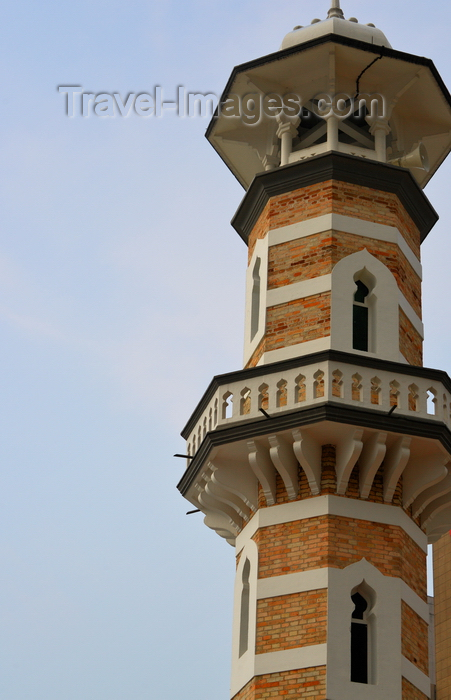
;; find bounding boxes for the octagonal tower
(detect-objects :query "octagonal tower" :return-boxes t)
[178,3,451,699]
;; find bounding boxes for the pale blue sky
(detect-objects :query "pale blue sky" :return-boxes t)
[0,1,450,699]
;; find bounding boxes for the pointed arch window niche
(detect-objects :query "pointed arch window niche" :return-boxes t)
[239,559,251,657]
[350,583,375,685]
[250,257,261,341]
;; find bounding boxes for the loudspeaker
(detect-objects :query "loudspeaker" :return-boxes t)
[389,142,429,171]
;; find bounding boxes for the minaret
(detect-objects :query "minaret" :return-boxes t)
[178,3,451,699]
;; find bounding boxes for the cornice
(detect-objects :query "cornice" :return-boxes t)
[206,33,451,140]
[177,400,451,496]
[230,152,438,244]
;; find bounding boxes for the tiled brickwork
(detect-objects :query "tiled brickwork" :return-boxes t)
[402,677,429,700]
[433,532,451,700]
[402,600,429,675]
[232,666,326,700]
[247,180,421,262]
[256,589,327,654]
[254,515,426,599]
[399,308,423,366]
[267,230,421,318]
[265,292,331,351]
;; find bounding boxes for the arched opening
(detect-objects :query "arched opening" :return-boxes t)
[351,582,374,684]
[331,250,399,362]
[239,558,251,657]
[250,257,261,341]
[353,279,370,351]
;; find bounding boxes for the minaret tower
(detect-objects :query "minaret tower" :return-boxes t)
[178,3,451,699]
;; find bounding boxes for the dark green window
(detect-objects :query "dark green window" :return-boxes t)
[353,280,369,351]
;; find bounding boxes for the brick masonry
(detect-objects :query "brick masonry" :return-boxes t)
[265,292,331,352]
[234,178,429,699]
[256,589,327,654]
[248,181,420,262]
[433,532,451,700]
[246,179,423,368]
[402,677,429,700]
[401,600,429,675]
[234,445,428,700]
[232,667,327,700]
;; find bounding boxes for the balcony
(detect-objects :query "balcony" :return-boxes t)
[179,350,451,545]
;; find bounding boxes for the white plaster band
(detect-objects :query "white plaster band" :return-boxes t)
[267,213,422,279]
[254,644,327,676]
[257,568,329,599]
[266,274,331,307]
[401,581,430,623]
[399,292,424,338]
[257,337,331,365]
[402,657,431,697]
[256,567,429,624]
[235,495,427,553]
[264,270,423,341]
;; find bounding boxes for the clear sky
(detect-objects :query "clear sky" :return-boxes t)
[0,1,450,699]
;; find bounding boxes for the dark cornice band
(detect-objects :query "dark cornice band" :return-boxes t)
[177,401,451,496]
[230,152,438,244]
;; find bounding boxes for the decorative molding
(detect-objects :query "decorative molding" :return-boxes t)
[292,427,322,495]
[335,427,364,495]
[268,433,299,500]
[230,153,438,244]
[359,431,387,499]
[383,436,411,503]
[247,439,276,506]
[411,469,451,520]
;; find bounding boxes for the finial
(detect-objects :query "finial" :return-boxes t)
[328,0,345,19]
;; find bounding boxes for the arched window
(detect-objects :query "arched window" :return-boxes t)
[353,279,370,351]
[250,258,261,341]
[239,558,251,657]
[350,591,369,683]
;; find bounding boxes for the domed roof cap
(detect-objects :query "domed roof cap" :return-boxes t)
[281,0,392,50]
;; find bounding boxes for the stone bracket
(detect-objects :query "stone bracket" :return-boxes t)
[268,434,299,500]
[384,436,411,503]
[335,427,364,495]
[359,431,387,499]
[247,439,277,505]
[292,428,322,495]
